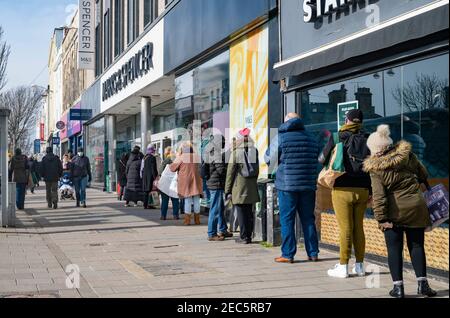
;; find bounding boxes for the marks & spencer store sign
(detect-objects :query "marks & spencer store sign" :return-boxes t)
[100,20,164,113]
[102,43,154,101]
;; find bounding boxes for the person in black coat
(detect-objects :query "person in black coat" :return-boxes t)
[141,145,159,210]
[117,153,129,201]
[202,135,232,240]
[124,146,144,207]
[41,147,63,209]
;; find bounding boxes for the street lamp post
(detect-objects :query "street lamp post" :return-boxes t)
[0,108,11,227]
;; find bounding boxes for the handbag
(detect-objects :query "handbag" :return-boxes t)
[318,133,346,189]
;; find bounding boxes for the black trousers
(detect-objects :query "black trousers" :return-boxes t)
[235,204,254,241]
[384,227,427,282]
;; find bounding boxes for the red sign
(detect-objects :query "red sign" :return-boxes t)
[40,123,45,141]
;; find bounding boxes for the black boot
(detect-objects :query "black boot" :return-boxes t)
[389,284,405,298]
[76,201,80,208]
[418,280,437,297]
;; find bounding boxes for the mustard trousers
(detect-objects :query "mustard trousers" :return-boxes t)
[332,188,369,265]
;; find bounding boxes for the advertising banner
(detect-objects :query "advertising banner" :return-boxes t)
[78,0,96,70]
[230,25,269,179]
[337,101,359,129]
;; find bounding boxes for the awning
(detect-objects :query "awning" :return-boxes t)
[273,3,449,82]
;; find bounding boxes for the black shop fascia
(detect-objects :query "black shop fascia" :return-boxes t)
[102,42,154,101]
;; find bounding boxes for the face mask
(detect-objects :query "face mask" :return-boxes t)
[78,152,84,157]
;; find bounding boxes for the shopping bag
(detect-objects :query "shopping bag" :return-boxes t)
[424,184,449,232]
[318,133,345,189]
[157,166,179,199]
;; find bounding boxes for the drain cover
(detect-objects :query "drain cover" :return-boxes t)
[135,259,208,276]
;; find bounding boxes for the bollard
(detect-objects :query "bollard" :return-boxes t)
[7,182,16,227]
[266,183,281,246]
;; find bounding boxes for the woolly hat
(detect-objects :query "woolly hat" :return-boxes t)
[146,144,156,155]
[236,128,251,140]
[367,125,394,155]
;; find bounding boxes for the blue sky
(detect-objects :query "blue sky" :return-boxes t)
[0,0,77,90]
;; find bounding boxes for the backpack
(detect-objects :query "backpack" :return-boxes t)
[239,149,259,178]
[343,132,371,176]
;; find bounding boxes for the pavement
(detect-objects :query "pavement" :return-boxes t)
[0,187,448,298]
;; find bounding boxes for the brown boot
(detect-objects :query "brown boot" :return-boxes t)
[184,214,191,226]
[194,214,201,225]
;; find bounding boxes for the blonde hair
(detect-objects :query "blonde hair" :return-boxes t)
[164,146,173,159]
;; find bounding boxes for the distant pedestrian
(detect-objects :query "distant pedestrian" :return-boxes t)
[364,125,437,298]
[170,142,203,226]
[70,147,92,208]
[320,109,372,278]
[203,135,232,242]
[159,147,180,220]
[141,145,159,210]
[9,148,29,210]
[41,147,63,209]
[28,155,40,193]
[124,146,144,207]
[225,129,260,244]
[62,154,71,172]
[117,153,129,201]
[67,150,74,160]
[265,113,320,263]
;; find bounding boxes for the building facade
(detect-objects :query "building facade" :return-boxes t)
[82,0,280,193]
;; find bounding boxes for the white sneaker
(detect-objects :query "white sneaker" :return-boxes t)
[327,264,349,278]
[352,263,365,277]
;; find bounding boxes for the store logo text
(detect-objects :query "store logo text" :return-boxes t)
[102,42,154,101]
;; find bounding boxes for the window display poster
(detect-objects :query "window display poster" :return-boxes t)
[230,25,269,178]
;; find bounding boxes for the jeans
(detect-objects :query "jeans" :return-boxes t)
[279,190,319,259]
[208,190,228,237]
[203,179,211,203]
[45,181,58,205]
[332,188,369,264]
[384,227,427,282]
[161,192,180,218]
[184,196,201,215]
[73,176,88,204]
[16,183,27,210]
[235,204,254,241]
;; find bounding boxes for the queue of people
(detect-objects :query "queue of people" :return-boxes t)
[7,108,438,299]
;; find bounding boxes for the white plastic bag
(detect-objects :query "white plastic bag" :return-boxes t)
[157,166,179,199]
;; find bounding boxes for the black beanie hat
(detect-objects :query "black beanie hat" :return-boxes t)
[346,109,364,123]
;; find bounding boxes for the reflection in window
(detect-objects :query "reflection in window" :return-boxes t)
[299,53,449,186]
[175,51,230,132]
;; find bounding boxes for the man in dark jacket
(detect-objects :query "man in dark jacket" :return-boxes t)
[265,113,320,263]
[70,147,92,208]
[203,135,232,241]
[41,147,63,209]
[319,109,372,279]
[9,148,29,210]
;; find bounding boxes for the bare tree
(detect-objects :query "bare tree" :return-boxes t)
[392,74,449,112]
[0,26,10,92]
[0,86,45,153]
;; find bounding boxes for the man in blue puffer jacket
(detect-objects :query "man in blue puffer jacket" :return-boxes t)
[265,113,320,264]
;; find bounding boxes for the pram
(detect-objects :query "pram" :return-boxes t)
[59,172,75,200]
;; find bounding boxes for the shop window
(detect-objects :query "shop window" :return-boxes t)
[298,53,449,190]
[86,118,105,184]
[175,51,230,135]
